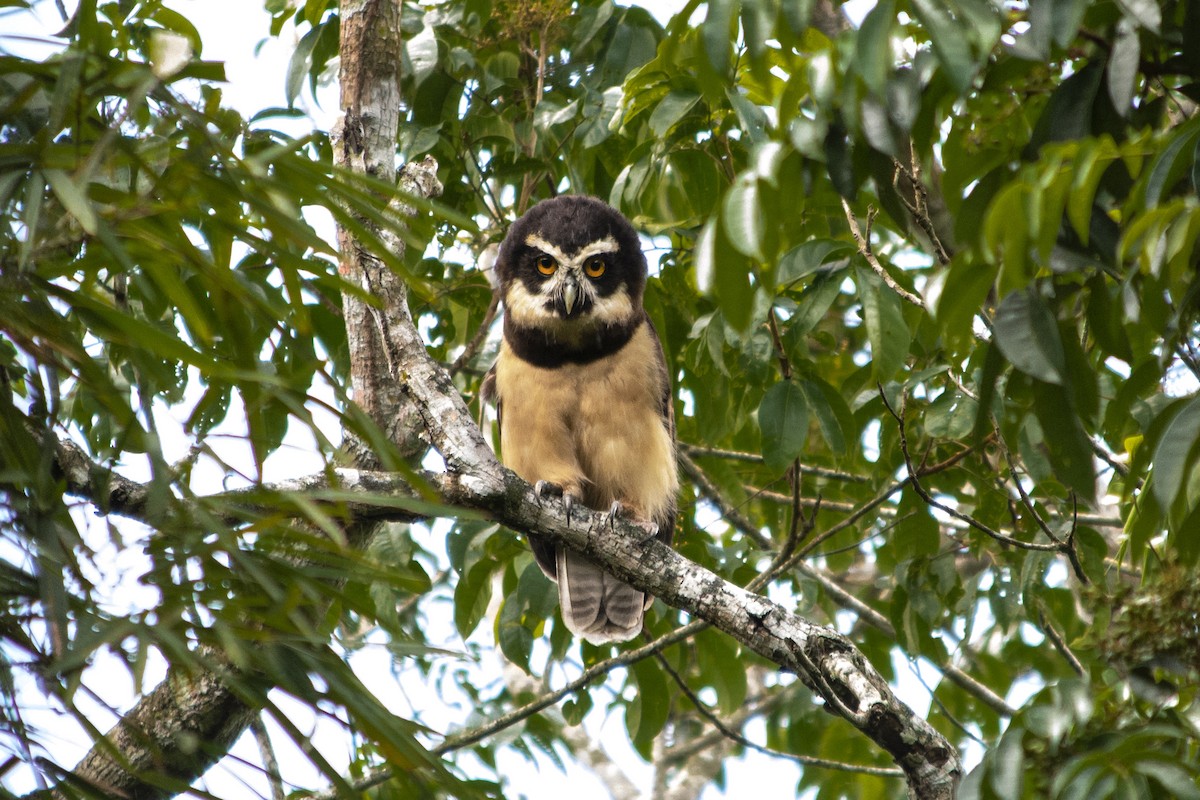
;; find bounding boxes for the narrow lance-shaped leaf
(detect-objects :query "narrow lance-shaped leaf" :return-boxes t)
[759,379,808,470]
[855,263,911,382]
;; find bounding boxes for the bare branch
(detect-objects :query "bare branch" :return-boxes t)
[680,443,869,482]
[842,199,926,309]
[677,449,771,549]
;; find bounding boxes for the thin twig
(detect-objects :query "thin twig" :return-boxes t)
[324,622,709,799]
[678,450,771,549]
[449,290,500,376]
[841,198,926,308]
[798,563,1017,717]
[879,386,1060,553]
[905,659,985,745]
[680,443,869,482]
[1064,494,1090,585]
[1001,443,1063,545]
[1038,607,1086,677]
[250,717,286,800]
[766,308,793,380]
[892,146,951,266]
[654,651,903,778]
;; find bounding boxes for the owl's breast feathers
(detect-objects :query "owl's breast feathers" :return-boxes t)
[490,314,678,534]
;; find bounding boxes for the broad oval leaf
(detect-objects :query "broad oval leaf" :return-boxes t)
[1106,19,1139,116]
[1152,395,1200,518]
[649,89,701,137]
[994,288,1066,385]
[777,239,853,289]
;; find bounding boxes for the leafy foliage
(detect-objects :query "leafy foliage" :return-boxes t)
[3,0,1200,798]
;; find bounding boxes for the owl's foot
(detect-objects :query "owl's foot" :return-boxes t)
[606,500,659,542]
[535,480,580,525]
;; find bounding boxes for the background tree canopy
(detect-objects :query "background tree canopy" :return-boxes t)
[3,0,1200,798]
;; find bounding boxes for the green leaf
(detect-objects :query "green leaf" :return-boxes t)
[855,0,894,95]
[910,0,977,93]
[1068,136,1119,244]
[989,728,1025,800]
[824,123,857,199]
[798,377,855,457]
[694,216,718,293]
[43,169,97,234]
[1142,118,1200,208]
[1027,61,1103,153]
[925,391,977,440]
[1107,19,1139,115]
[628,656,670,758]
[725,87,769,143]
[855,263,910,381]
[711,213,756,333]
[893,487,939,560]
[1050,0,1088,46]
[285,24,320,107]
[561,689,593,726]
[649,89,701,137]
[1032,379,1097,502]
[1151,395,1200,518]
[453,559,495,639]
[994,288,1066,385]
[1136,763,1200,800]
[758,379,809,470]
[777,239,852,289]
[1116,0,1161,33]
[701,0,738,78]
[722,174,764,260]
[933,257,997,343]
[695,627,747,713]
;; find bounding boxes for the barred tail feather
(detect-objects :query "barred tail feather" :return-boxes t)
[556,548,645,644]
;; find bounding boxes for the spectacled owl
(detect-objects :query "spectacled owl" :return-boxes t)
[484,195,678,644]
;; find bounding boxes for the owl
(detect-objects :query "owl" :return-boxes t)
[484,195,678,644]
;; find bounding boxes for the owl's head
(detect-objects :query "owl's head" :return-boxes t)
[495,196,647,340]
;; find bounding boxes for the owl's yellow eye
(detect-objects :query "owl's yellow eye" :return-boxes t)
[583,256,606,278]
[535,254,557,275]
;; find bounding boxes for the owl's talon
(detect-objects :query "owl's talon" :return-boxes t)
[606,500,626,531]
[534,480,560,504]
[606,501,658,540]
[633,519,660,543]
[563,492,578,525]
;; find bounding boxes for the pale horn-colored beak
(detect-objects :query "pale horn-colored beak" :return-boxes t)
[562,275,579,315]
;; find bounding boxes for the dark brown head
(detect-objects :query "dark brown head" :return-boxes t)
[496,196,647,325]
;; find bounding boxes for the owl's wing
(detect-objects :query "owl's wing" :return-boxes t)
[645,316,675,441]
[644,315,678,544]
[480,364,499,429]
[483,359,559,579]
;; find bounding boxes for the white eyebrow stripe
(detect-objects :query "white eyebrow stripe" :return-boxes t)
[524,234,619,269]
[524,234,569,265]
[576,236,619,259]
